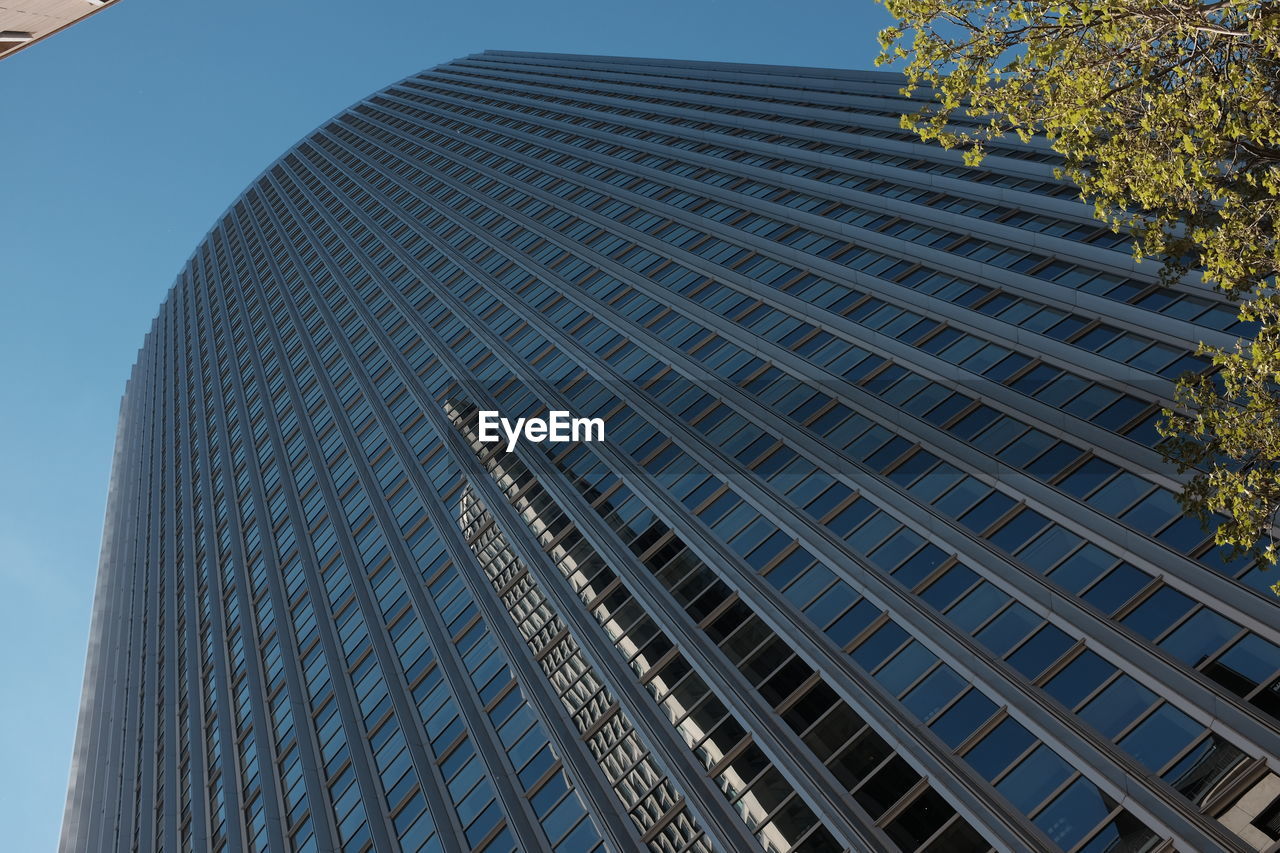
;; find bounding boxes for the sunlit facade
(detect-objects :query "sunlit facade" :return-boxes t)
[0,0,119,61]
[61,51,1280,853]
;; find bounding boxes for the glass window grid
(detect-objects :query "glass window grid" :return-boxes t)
[288,129,1280,809]
[81,56,1275,853]
[385,71,1246,339]
[307,116,1239,607]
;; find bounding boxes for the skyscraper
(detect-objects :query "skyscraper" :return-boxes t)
[60,51,1280,853]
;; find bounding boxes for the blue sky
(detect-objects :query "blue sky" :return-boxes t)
[0,0,889,847]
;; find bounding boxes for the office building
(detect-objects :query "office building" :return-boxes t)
[60,51,1280,852]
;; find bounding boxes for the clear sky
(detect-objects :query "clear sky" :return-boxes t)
[0,0,889,847]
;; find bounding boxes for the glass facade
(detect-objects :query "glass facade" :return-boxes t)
[60,51,1280,853]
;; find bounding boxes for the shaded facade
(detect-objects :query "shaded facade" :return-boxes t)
[61,51,1280,853]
